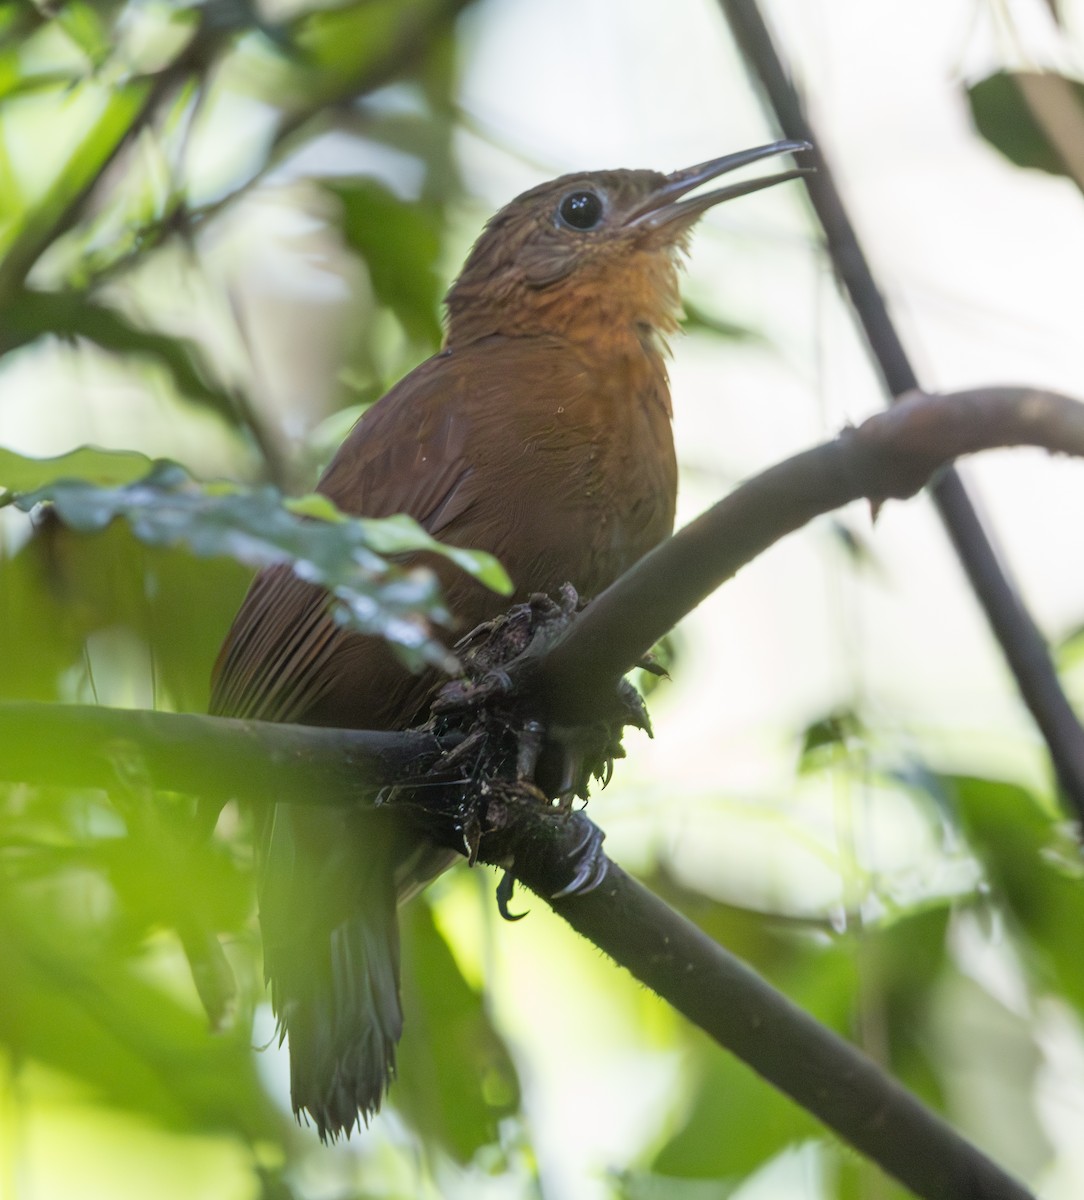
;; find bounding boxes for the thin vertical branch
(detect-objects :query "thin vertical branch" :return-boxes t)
[716,0,1084,822]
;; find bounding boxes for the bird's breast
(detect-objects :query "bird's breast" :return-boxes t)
[473,340,677,603]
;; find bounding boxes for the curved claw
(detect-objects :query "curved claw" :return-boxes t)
[550,817,608,899]
[496,870,528,921]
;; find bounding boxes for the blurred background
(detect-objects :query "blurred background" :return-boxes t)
[1,0,1084,1197]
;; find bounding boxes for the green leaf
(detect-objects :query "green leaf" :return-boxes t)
[947,775,1084,1011]
[7,459,511,669]
[0,444,154,497]
[330,178,444,348]
[0,888,278,1138]
[55,2,111,68]
[0,290,242,427]
[652,950,857,1182]
[798,707,865,772]
[0,79,152,299]
[394,899,521,1159]
[967,70,1084,177]
[682,300,761,343]
[0,514,252,711]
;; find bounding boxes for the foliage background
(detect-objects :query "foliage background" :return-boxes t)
[1,1,1083,1198]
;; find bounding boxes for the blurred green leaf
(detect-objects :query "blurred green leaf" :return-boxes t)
[638,631,678,698]
[1055,620,1084,672]
[798,707,865,772]
[651,942,856,1180]
[0,290,242,426]
[55,2,112,67]
[967,70,1084,177]
[395,898,520,1160]
[0,886,277,1138]
[682,300,761,343]
[0,78,151,298]
[0,443,154,496]
[330,177,444,348]
[0,513,251,710]
[947,775,1084,1011]
[6,458,511,668]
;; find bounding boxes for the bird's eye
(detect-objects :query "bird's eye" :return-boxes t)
[557,190,604,231]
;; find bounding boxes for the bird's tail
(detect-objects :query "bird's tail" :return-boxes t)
[258,804,403,1140]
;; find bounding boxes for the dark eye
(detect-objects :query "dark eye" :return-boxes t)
[558,190,604,231]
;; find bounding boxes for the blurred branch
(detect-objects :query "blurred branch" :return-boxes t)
[0,287,238,425]
[0,702,445,808]
[715,0,1084,817]
[73,0,476,293]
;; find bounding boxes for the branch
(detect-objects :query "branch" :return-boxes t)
[502,811,1035,1200]
[715,0,1084,815]
[2,385,1071,1198]
[4,386,1082,809]
[537,386,1084,770]
[0,702,443,808]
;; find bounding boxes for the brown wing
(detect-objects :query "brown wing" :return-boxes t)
[210,333,676,730]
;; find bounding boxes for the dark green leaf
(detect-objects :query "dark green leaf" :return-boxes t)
[947,775,1084,1012]
[967,70,1084,177]
[394,898,520,1159]
[799,708,865,771]
[0,290,242,427]
[330,178,444,348]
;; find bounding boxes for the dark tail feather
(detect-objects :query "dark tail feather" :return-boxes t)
[260,809,404,1140]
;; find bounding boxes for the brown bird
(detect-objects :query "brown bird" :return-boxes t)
[210,139,808,1139]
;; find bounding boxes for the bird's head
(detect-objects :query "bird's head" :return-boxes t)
[444,139,810,353]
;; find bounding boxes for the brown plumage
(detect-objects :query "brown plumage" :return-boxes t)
[210,140,807,1138]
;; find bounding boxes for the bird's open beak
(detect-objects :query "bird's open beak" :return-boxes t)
[626,139,813,230]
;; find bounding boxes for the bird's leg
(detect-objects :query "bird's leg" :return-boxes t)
[515,719,546,782]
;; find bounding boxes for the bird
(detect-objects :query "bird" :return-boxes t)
[209,139,808,1139]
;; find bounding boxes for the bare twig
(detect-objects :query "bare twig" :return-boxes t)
[715,0,1084,815]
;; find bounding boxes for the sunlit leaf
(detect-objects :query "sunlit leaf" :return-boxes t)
[6,459,511,668]
[0,444,154,497]
[55,2,111,68]
[0,889,277,1138]
[0,79,151,285]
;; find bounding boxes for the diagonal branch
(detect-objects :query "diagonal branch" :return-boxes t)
[536,385,1084,800]
[714,0,1084,814]
[3,386,1083,809]
[0,383,1075,1200]
[502,810,1035,1200]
